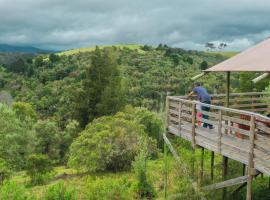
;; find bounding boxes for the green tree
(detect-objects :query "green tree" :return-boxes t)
[200,61,208,70]
[0,103,34,169]
[34,119,60,161]
[74,47,126,126]
[49,54,60,62]
[12,101,37,122]
[26,154,53,185]
[68,114,156,172]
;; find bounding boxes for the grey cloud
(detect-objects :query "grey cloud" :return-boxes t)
[0,0,270,50]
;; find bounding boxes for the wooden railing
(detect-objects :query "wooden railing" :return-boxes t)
[167,94,270,176]
[174,92,270,113]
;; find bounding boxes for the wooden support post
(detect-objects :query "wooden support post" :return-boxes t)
[200,147,205,185]
[222,156,228,200]
[222,72,230,200]
[226,72,230,108]
[218,110,222,153]
[178,101,182,136]
[164,137,168,199]
[246,115,256,200]
[211,151,215,181]
[191,148,195,179]
[243,164,246,176]
[191,103,196,148]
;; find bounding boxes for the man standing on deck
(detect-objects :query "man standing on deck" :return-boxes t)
[188,82,213,129]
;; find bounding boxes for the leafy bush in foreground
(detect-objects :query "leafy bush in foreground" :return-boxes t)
[26,154,53,185]
[44,182,74,200]
[0,181,27,200]
[68,114,157,172]
[84,177,130,200]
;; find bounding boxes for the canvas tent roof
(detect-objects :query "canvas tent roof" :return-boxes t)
[205,37,270,72]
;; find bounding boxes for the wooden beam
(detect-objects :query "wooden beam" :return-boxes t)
[200,147,205,185]
[211,151,215,181]
[191,72,208,81]
[246,115,256,200]
[202,175,248,191]
[222,156,229,200]
[163,133,180,161]
[252,72,270,83]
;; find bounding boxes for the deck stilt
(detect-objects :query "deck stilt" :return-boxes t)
[222,156,228,200]
[200,147,204,185]
[246,115,255,200]
[211,151,214,181]
[164,136,168,199]
[191,148,195,179]
[243,164,246,176]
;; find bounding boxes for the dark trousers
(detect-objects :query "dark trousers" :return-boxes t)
[201,100,213,129]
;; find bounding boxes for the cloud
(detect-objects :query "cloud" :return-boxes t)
[0,0,270,50]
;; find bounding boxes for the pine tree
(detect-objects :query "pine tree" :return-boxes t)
[76,46,126,126]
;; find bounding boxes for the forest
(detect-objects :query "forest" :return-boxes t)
[0,44,269,200]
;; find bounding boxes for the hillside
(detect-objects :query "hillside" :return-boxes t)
[0,44,54,54]
[57,44,144,56]
[0,45,268,200]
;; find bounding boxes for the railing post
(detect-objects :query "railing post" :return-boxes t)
[191,103,196,148]
[218,110,222,153]
[178,101,182,136]
[246,115,256,200]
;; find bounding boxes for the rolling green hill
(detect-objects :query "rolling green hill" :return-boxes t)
[58,44,144,56]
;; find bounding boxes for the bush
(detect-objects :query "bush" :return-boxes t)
[118,106,164,147]
[0,158,11,184]
[68,115,157,172]
[132,147,156,199]
[26,154,53,185]
[85,177,130,200]
[0,181,27,200]
[44,182,74,200]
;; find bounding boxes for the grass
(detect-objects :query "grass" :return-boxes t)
[57,44,144,56]
[4,139,270,199]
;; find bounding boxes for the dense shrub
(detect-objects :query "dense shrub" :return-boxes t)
[34,119,60,161]
[132,147,156,199]
[0,181,27,200]
[68,115,157,172]
[120,106,164,147]
[0,103,34,169]
[44,182,74,200]
[0,158,11,184]
[26,154,53,185]
[85,177,130,200]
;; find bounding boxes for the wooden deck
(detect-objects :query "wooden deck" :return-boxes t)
[167,92,270,176]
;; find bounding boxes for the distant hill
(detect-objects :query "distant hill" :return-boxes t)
[0,44,55,54]
[58,44,143,56]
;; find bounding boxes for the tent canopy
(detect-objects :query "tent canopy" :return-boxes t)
[205,37,270,72]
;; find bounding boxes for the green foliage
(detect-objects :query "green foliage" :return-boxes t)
[120,106,164,147]
[59,120,80,162]
[0,103,34,169]
[132,147,156,199]
[200,60,208,70]
[74,46,127,126]
[68,112,157,172]
[0,158,11,184]
[26,154,53,185]
[85,177,130,200]
[12,101,37,122]
[34,119,60,161]
[49,54,60,62]
[237,72,269,92]
[44,182,74,200]
[0,181,28,200]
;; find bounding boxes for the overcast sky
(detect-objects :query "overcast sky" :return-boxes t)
[1,0,270,51]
